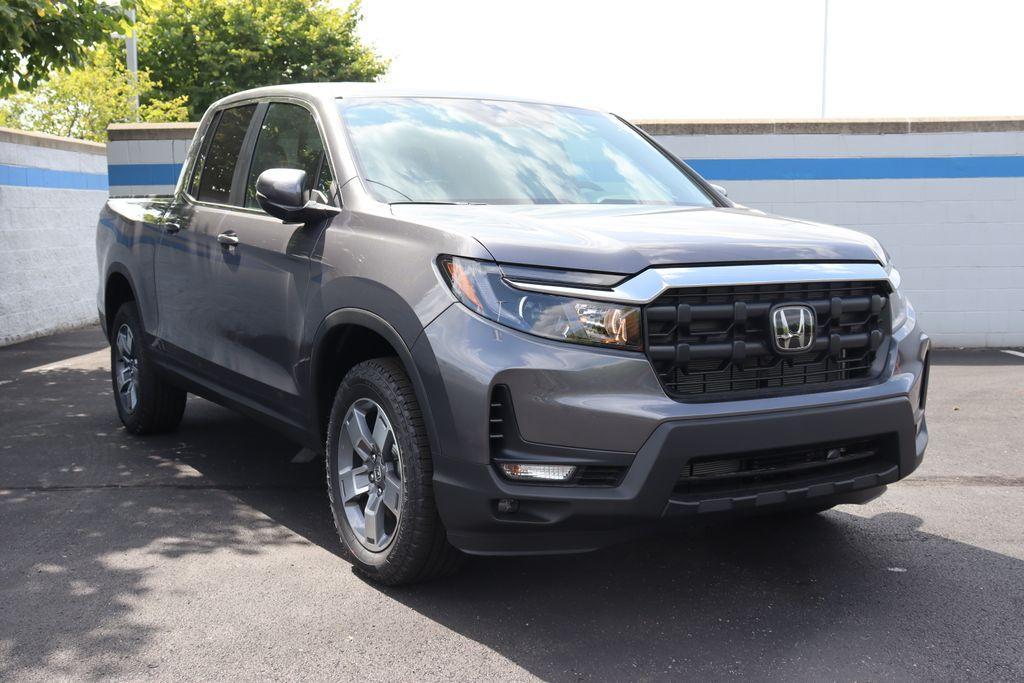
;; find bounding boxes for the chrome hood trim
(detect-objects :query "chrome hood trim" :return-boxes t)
[505,262,894,305]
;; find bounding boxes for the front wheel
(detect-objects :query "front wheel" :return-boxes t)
[326,358,463,584]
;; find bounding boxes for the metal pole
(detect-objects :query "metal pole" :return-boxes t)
[126,8,139,121]
[820,0,830,118]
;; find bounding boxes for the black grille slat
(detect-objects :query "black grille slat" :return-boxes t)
[675,437,891,496]
[644,280,891,399]
[489,390,507,441]
[576,466,627,487]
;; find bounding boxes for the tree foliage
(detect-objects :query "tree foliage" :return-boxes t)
[139,0,389,119]
[0,0,386,140]
[0,44,188,141]
[0,0,130,96]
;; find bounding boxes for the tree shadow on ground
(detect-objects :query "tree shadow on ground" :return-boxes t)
[0,360,335,679]
[2,345,1022,679]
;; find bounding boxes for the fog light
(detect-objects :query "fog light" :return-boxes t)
[499,463,577,482]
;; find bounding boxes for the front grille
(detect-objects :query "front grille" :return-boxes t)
[644,280,891,399]
[674,437,892,496]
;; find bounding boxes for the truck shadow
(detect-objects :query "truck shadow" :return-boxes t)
[381,510,1024,679]
[175,409,1024,680]
[2,340,1022,679]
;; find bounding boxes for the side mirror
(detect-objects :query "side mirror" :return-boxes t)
[710,183,729,198]
[255,168,340,224]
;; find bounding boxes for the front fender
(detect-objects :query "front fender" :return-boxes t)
[304,306,450,462]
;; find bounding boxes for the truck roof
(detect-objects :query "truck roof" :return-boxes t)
[210,82,599,113]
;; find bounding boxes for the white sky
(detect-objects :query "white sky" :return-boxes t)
[357,0,1024,120]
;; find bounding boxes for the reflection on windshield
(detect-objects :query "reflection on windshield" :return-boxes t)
[337,98,714,207]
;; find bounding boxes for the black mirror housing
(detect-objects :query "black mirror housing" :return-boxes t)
[255,168,340,224]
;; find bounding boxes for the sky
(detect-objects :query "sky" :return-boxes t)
[356,0,1024,120]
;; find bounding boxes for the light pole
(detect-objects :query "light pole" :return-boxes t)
[820,0,830,118]
[125,8,140,120]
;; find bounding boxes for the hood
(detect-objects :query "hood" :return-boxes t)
[389,204,886,274]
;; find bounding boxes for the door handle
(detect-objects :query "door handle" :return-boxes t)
[217,232,239,247]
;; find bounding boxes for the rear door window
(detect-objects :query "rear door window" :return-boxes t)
[244,103,332,208]
[192,104,256,205]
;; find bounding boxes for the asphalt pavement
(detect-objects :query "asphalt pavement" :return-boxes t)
[1,327,1022,681]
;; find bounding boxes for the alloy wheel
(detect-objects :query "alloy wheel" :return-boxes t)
[114,324,139,414]
[337,398,404,551]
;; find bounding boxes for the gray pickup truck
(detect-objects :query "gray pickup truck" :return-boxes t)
[97,84,930,584]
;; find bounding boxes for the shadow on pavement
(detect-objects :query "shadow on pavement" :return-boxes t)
[0,351,337,678]
[1,332,1022,679]
[383,511,1024,680]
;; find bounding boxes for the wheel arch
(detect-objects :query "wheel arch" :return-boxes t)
[309,308,442,460]
[103,264,139,340]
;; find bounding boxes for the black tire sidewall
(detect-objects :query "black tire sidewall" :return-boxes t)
[326,361,431,576]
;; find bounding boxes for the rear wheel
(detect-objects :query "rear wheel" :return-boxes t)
[110,302,186,434]
[326,358,463,584]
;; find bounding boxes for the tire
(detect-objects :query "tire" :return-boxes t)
[110,302,187,434]
[326,357,463,585]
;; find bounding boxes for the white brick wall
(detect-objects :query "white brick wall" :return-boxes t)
[107,125,195,197]
[653,130,1024,347]
[0,131,107,346]
[658,131,1024,159]
[0,139,107,175]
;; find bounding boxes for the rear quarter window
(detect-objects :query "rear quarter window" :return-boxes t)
[190,104,256,205]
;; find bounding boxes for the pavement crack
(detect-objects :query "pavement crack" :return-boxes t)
[904,475,1024,487]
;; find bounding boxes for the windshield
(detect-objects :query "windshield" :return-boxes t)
[337,97,715,206]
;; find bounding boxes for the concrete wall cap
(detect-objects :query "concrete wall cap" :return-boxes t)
[0,126,106,155]
[636,117,1024,135]
[107,122,200,141]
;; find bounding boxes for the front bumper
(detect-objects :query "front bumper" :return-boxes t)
[416,303,930,555]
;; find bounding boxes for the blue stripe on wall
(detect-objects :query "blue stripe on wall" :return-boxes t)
[107,162,181,186]
[0,164,108,190]
[102,155,1024,188]
[686,156,1024,181]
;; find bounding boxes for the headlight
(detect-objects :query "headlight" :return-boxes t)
[885,262,910,332]
[438,256,642,350]
[890,289,910,332]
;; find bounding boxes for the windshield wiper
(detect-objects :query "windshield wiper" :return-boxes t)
[363,178,416,201]
[390,201,490,206]
[364,178,484,205]
[389,200,463,205]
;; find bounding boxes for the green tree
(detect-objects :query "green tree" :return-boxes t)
[0,0,131,96]
[0,44,189,141]
[139,0,388,119]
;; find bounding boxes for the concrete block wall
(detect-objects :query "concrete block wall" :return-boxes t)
[107,123,197,197]
[103,118,1024,347]
[0,127,108,346]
